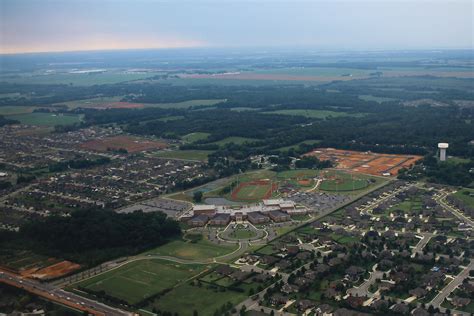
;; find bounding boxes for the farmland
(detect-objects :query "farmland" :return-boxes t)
[0,71,164,86]
[7,112,83,126]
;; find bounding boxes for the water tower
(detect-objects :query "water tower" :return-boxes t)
[438,143,449,161]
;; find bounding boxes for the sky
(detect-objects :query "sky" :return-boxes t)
[1,0,473,54]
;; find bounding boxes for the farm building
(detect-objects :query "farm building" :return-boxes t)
[188,214,209,227]
[268,210,291,222]
[193,204,217,216]
[209,213,231,226]
[247,211,270,224]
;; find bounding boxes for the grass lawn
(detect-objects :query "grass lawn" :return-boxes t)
[319,171,369,192]
[453,188,474,208]
[181,132,211,143]
[256,245,278,256]
[276,169,320,180]
[228,225,257,240]
[75,259,205,305]
[263,109,364,119]
[144,238,238,261]
[147,282,248,316]
[153,150,214,161]
[330,233,359,245]
[7,112,83,126]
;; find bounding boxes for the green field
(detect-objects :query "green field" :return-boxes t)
[231,182,273,201]
[0,72,164,86]
[358,95,398,103]
[144,238,238,261]
[210,136,259,146]
[229,107,260,112]
[453,188,474,208]
[0,106,38,116]
[276,169,320,180]
[320,178,368,191]
[227,225,257,240]
[153,150,214,161]
[319,171,369,191]
[7,113,83,126]
[181,132,212,143]
[146,99,226,109]
[75,259,205,305]
[263,109,364,119]
[276,139,320,152]
[157,115,185,122]
[146,282,248,316]
[56,96,124,108]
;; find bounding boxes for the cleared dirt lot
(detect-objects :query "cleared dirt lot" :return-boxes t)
[305,148,422,176]
[21,260,81,280]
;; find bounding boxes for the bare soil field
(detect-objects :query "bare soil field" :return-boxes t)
[21,260,81,280]
[305,148,422,176]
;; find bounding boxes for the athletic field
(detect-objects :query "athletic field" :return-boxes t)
[75,259,205,305]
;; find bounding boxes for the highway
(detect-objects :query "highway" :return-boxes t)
[0,269,134,316]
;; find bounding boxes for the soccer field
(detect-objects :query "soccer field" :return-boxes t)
[231,181,274,201]
[319,172,369,191]
[144,238,238,260]
[75,259,205,305]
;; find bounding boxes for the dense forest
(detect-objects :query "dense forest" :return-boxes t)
[6,210,182,265]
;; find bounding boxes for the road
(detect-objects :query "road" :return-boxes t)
[0,269,133,316]
[429,259,474,308]
[435,191,474,227]
[347,264,385,298]
[411,233,434,256]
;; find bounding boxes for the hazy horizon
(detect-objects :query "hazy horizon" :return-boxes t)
[1,0,473,55]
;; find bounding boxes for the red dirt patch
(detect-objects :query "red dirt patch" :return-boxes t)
[298,179,311,186]
[80,135,168,153]
[304,148,422,176]
[21,260,81,280]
